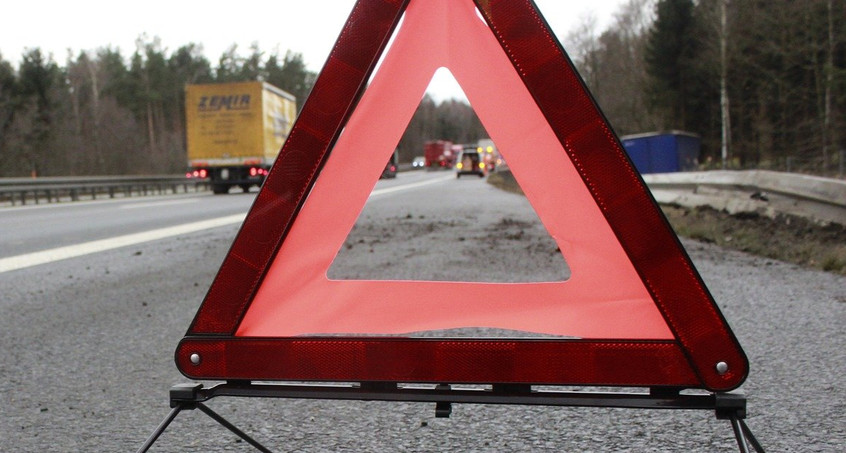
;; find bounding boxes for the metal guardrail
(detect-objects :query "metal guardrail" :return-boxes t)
[643,170,846,225]
[643,170,846,208]
[0,176,209,207]
[2,170,843,225]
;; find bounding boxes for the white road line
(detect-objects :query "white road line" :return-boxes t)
[0,214,245,274]
[0,173,450,273]
[370,174,454,197]
[119,198,201,209]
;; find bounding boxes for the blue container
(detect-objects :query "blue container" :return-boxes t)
[620,131,701,174]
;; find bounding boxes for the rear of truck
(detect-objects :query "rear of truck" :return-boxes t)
[185,81,296,194]
[423,140,455,170]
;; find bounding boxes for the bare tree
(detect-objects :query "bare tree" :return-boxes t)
[565,13,601,91]
[694,0,732,167]
[567,0,658,135]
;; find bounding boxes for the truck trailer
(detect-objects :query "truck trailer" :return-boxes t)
[185,81,296,194]
[619,130,701,174]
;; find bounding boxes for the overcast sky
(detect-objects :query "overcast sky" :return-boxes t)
[2,0,629,100]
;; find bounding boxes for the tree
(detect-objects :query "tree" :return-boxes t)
[395,94,488,163]
[265,50,316,110]
[566,0,658,135]
[167,44,212,86]
[645,0,699,129]
[397,94,438,162]
[99,47,133,110]
[565,13,602,92]
[166,44,213,169]
[0,52,20,176]
[237,43,264,82]
[692,0,732,167]
[127,36,186,171]
[15,49,62,175]
[215,45,241,83]
[64,51,103,173]
[720,0,846,170]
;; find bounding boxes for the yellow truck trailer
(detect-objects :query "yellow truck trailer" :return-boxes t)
[185,81,296,194]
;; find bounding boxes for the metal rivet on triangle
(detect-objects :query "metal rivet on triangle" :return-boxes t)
[715,361,729,375]
[190,353,201,365]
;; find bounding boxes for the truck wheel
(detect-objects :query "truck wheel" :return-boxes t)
[240,184,252,193]
[212,184,230,195]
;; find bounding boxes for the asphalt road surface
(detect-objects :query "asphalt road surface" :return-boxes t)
[0,171,843,452]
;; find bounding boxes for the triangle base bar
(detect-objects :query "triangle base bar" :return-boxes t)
[137,382,766,452]
[177,337,708,388]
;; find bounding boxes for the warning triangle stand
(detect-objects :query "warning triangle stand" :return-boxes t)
[139,0,764,452]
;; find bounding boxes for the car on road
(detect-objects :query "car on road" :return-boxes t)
[412,156,425,169]
[381,149,399,179]
[455,148,486,178]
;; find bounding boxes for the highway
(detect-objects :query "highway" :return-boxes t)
[0,170,843,451]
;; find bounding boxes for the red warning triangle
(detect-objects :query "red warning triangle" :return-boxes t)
[176,0,747,392]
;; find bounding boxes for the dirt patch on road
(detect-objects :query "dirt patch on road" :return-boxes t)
[488,170,846,275]
[331,212,570,282]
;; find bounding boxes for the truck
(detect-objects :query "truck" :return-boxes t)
[423,140,456,170]
[619,130,701,174]
[184,81,296,194]
[475,138,502,172]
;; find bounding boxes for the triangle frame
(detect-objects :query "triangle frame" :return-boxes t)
[176,0,748,392]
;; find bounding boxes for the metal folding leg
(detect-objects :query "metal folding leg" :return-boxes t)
[136,384,273,453]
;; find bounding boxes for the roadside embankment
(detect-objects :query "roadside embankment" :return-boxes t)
[487,170,846,275]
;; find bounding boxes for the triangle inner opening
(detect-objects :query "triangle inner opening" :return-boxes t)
[327,69,570,283]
